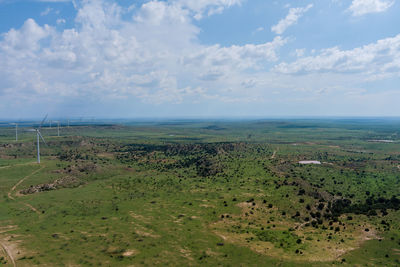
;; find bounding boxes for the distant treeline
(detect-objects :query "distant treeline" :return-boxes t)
[331,196,400,217]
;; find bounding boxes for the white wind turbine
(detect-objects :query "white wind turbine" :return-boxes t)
[26,115,48,164]
[54,120,60,137]
[10,123,18,141]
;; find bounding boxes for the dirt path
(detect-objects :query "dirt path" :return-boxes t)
[0,226,17,235]
[271,149,278,159]
[0,226,18,267]
[7,165,45,216]
[23,203,40,215]
[0,166,44,267]
[0,240,16,267]
[7,165,45,200]
[294,219,316,230]
[1,164,43,266]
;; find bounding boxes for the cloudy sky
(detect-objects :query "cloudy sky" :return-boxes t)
[0,0,399,119]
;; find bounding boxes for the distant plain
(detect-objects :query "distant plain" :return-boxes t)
[0,119,399,266]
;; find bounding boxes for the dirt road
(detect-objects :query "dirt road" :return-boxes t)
[0,227,17,267]
[0,240,16,267]
[271,149,277,159]
[7,166,45,200]
[23,203,40,215]
[0,164,45,266]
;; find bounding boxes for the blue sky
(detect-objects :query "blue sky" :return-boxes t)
[0,0,400,119]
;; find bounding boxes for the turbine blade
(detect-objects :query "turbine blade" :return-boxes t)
[38,131,47,146]
[39,114,48,129]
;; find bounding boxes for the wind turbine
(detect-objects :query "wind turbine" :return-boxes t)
[27,115,48,164]
[10,123,18,141]
[55,120,60,137]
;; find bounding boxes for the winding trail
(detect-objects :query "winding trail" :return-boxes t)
[7,165,45,200]
[295,219,317,230]
[0,164,45,266]
[23,203,40,215]
[271,149,278,159]
[0,227,18,267]
[0,240,16,267]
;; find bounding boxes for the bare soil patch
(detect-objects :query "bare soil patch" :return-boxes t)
[122,249,139,257]
[0,235,23,267]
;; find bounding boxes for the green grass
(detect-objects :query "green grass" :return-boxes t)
[0,119,399,266]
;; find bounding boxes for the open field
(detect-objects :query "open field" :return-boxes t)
[0,119,399,266]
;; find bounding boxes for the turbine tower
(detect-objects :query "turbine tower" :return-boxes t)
[27,115,48,164]
[56,121,60,137]
[10,123,18,141]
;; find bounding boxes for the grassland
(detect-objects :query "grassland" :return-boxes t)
[0,119,399,266]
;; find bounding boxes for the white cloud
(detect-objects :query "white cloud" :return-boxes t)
[348,0,394,16]
[252,26,264,35]
[134,1,190,26]
[41,7,53,16]
[1,18,53,52]
[184,36,287,70]
[175,0,243,19]
[271,4,313,35]
[0,0,286,106]
[295,48,305,57]
[274,34,400,79]
[3,0,398,117]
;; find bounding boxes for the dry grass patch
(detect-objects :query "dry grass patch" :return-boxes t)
[122,249,139,257]
[211,201,380,262]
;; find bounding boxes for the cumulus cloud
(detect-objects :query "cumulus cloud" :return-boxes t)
[0,0,284,106]
[184,36,287,70]
[1,18,53,52]
[274,34,400,79]
[348,0,394,16]
[3,0,398,117]
[271,4,313,35]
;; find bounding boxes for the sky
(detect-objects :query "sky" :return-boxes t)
[0,0,400,119]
